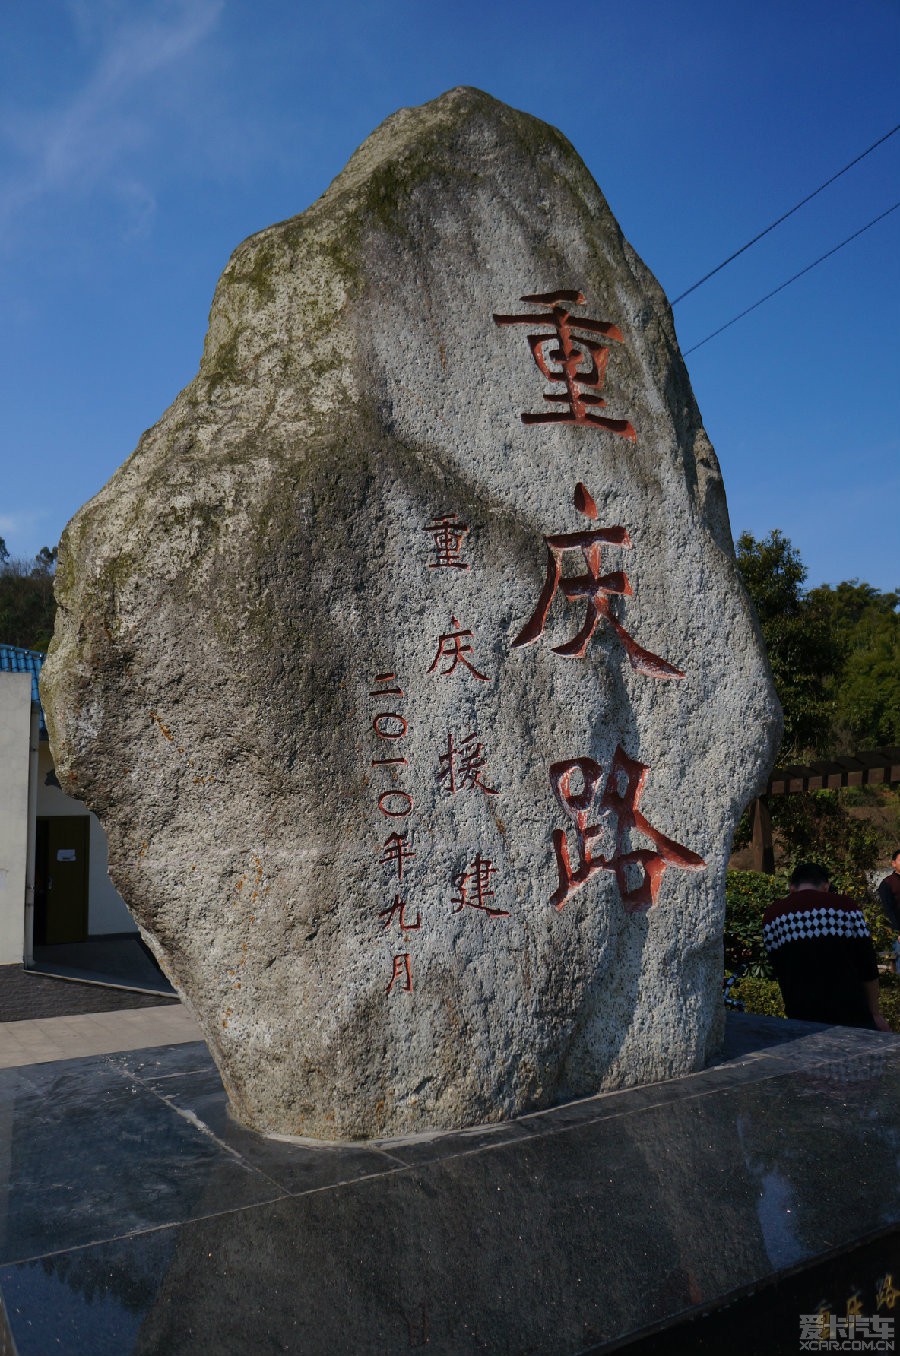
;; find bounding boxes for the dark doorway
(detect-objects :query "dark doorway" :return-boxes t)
[34,816,90,945]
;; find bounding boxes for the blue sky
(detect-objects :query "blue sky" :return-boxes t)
[1,0,898,592]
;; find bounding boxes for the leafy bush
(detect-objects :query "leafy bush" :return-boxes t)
[729,973,900,1029]
[724,870,786,976]
[877,973,900,1033]
[865,895,897,958]
[730,975,785,1018]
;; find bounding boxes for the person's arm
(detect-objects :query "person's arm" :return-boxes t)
[851,928,892,1030]
[863,979,892,1032]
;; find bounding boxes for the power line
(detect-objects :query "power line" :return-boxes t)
[682,200,900,355]
[672,122,900,305]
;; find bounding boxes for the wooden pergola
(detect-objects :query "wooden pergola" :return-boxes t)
[750,745,900,873]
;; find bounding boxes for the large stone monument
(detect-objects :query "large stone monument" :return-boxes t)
[41,87,780,1140]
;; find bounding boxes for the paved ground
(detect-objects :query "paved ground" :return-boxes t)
[0,964,179,1022]
[0,963,201,1068]
[0,958,870,1085]
[0,1003,202,1067]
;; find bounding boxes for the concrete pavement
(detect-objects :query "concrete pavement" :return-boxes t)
[0,1002,204,1067]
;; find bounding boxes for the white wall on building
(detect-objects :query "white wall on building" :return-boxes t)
[0,674,32,964]
[35,744,137,937]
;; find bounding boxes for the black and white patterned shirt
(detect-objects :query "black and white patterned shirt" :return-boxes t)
[762,888,878,1029]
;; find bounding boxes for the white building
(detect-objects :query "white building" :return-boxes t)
[0,644,137,966]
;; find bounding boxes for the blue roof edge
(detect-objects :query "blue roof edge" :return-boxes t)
[0,644,48,731]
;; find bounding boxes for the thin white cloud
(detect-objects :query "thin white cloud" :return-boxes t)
[0,0,223,237]
[115,178,158,239]
[0,511,44,542]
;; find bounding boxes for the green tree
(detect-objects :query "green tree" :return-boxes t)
[807,580,900,748]
[0,545,58,651]
[770,790,882,903]
[32,544,57,575]
[732,533,900,873]
[735,529,839,758]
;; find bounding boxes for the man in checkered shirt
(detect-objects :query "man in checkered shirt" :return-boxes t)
[762,862,891,1030]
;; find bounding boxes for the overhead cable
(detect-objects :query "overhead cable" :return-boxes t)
[672,121,900,305]
[682,200,900,355]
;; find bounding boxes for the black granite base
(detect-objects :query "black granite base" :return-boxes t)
[30,935,175,995]
[0,1015,898,1354]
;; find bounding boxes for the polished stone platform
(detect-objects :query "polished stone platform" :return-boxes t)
[31,935,175,994]
[0,1015,898,1355]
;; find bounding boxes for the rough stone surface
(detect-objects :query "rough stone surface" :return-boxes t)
[41,87,781,1141]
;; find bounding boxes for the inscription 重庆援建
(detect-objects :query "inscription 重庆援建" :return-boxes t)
[420,507,509,933]
[451,853,509,918]
[438,731,498,797]
[428,616,489,682]
[493,290,636,440]
[426,514,470,570]
[512,484,684,678]
[548,745,705,913]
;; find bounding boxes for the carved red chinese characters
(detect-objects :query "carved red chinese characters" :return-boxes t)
[549,746,705,913]
[428,616,489,682]
[512,483,684,679]
[493,290,636,440]
[451,853,508,918]
[379,895,421,931]
[438,731,498,797]
[370,670,418,993]
[386,954,413,994]
[425,514,470,570]
[379,830,415,881]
